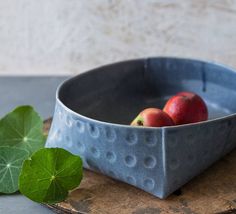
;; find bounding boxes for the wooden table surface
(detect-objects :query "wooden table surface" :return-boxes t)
[43,119,236,214]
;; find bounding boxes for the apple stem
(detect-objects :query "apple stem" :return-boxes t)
[137,120,143,126]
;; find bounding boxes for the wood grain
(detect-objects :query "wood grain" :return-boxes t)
[44,119,236,214]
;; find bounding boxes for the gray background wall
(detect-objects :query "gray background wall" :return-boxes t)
[0,0,236,75]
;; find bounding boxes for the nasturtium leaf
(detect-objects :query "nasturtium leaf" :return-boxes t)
[0,146,29,193]
[19,148,83,204]
[0,106,46,155]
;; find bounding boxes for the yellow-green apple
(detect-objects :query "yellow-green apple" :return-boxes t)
[131,108,175,127]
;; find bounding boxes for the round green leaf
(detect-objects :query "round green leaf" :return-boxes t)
[0,146,29,193]
[0,106,46,155]
[19,148,83,204]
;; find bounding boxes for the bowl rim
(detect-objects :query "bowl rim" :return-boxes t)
[56,56,236,130]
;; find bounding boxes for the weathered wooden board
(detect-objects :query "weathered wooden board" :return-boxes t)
[44,119,236,214]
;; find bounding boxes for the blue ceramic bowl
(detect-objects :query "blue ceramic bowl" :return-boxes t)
[46,57,236,199]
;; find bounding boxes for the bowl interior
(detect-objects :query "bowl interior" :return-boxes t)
[59,58,236,125]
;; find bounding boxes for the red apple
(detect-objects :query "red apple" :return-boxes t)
[163,92,208,125]
[131,108,175,127]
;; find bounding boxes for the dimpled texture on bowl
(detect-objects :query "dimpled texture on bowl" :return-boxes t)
[46,57,236,198]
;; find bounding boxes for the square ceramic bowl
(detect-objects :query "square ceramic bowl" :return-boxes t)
[46,57,236,199]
